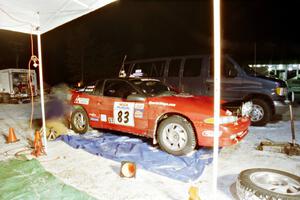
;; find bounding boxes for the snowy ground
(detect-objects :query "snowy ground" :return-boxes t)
[0,99,299,200]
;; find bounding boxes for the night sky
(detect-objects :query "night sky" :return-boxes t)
[0,0,300,85]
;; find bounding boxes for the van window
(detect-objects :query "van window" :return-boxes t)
[151,61,165,77]
[210,57,237,78]
[168,59,181,77]
[131,61,165,77]
[183,58,202,77]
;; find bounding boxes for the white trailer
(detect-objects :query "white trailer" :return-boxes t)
[0,68,37,103]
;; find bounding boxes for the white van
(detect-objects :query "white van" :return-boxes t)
[0,68,37,103]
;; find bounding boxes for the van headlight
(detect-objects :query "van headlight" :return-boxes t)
[275,87,287,96]
[204,116,238,124]
[242,101,253,117]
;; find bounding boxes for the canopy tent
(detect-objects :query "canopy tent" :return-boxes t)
[0,0,117,150]
[0,0,116,34]
[0,1,221,199]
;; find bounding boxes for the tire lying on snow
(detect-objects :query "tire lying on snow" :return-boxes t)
[70,108,89,134]
[157,115,196,156]
[236,168,300,200]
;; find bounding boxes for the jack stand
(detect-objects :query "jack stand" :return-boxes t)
[257,104,300,156]
[47,128,57,141]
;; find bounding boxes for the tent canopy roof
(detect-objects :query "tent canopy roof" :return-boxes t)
[0,0,116,35]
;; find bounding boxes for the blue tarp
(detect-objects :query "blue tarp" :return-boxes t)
[59,133,213,182]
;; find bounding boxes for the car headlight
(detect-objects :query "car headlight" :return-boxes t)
[204,116,238,124]
[275,87,287,96]
[242,101,253,117]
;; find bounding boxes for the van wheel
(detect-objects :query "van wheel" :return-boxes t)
[70,109,89,134]
[250,99,271,126]
[236,168,300,200]
[157,115,196,156]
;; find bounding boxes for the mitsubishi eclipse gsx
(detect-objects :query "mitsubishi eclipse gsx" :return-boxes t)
[69,78,252,155]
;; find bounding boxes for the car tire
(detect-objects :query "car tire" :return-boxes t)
[70,108,89,134]
[236,168,300,200]
[250,99,271,126]
[157,115,196,156]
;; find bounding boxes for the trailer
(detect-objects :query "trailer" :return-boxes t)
[0,68,37,103]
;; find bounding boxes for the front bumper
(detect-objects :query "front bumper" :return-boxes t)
[273,100,289,115]
[195,117,251,147]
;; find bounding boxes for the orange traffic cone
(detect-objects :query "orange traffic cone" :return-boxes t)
[6,127,19,143]
[31,130,45,157]
[120,161,136,178]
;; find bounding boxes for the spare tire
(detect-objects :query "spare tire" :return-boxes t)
[237,168,300,200]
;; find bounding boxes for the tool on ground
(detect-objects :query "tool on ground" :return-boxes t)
[120,161,136,178]
[257,103,300,156]
[45,118,68,141]
[6,127,20,143]
[31,130,45,157]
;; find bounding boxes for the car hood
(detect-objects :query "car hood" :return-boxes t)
[148,94,227,116]
[253,75,287,87]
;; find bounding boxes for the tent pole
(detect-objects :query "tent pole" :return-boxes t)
[37,33,47,152]
[212,0,221,199]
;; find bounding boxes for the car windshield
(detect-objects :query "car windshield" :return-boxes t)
[241,64,271,76]
[130,79,176,96]
[233,57,267,76]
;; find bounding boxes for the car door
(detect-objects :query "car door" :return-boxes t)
[100,79,149,136]
[85,80,105,129]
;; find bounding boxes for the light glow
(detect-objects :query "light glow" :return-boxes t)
[268,67,272,72]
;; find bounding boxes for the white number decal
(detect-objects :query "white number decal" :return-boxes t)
[114,102,134,126]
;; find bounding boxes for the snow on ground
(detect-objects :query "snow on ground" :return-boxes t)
[0,99,300,200]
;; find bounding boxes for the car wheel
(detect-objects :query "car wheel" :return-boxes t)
[157,115,196,156]
[237,168,300,200]
[70,108,89,134]
[250,99,271,126]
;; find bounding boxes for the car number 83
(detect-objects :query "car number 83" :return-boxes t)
[114,102,135,126]
[117,111,129,123]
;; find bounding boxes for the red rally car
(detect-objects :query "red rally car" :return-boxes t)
[70,78,251,155]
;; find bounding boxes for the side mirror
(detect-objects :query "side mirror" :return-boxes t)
[127,94,146,102]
